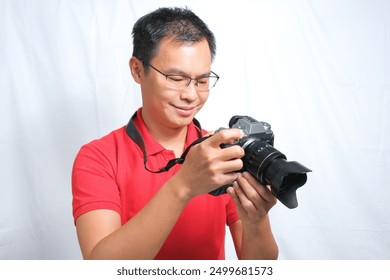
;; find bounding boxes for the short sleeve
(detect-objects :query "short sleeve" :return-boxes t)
[225,196,239,226]
[72,143,121,223]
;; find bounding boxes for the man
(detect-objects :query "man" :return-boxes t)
[72,7,278,260]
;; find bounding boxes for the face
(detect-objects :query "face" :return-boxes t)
[130,37,212,133]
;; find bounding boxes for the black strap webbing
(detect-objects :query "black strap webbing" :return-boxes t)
[125,112,209,173]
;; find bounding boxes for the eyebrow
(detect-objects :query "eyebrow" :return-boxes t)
[164,67,212,78]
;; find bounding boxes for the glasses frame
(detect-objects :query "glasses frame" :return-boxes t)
[144,62,219,91]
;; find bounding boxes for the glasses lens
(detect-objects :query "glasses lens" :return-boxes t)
[166,75,219,90]
[196,77,211,90]
[207,76,219,89]
[166,76,190,90]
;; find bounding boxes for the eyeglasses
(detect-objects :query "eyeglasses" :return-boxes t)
[145,63,219,91]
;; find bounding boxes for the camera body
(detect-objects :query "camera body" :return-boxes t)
[228,115,274,150]
[209,115,311,209]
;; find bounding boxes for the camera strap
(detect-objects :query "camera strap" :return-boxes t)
[125,111,210,173]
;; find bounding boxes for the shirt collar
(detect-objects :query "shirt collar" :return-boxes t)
[132,108,202,156]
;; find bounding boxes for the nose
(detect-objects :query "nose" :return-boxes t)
[180,79,198,101]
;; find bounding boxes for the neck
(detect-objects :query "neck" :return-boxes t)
[141,112,189,157]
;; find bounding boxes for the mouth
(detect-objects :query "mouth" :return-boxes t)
[174,105,198,117]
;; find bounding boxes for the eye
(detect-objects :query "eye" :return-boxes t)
[168,76,186,82]
[197,78,209,84]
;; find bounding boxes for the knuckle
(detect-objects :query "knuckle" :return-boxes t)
[247,191,259,202]
[242,200,254,210]
[215,129,228,139]
[211,175,227,188]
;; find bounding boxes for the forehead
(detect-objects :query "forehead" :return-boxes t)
[152,37,212,74]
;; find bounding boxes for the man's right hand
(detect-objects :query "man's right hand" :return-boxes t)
[173,128,245,199]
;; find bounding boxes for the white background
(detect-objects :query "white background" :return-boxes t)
[0,0,389,259]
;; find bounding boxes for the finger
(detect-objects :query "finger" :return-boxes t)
[208,128,244,148]
[204,130,215,137]
[219,146,245,166]
[220,172,240,187]
[220,158,244,174]
[231,180,258,213]
[235,175,263,211]
[202,129,245,162]
[226,186,239,204]
[227,184,246,212]
[241,172,276,204]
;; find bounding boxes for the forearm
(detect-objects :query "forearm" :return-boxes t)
[239,216,278,260]
[88,178,192,259]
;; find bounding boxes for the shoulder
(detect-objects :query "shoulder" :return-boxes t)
[78,126,129,155]
[74,126,136,169]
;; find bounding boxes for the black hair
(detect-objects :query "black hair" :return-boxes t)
[132,7,216,67]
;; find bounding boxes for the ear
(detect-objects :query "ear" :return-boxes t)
[129,56,143,84]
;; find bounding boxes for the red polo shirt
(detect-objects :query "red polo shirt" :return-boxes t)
[72,108,239,259]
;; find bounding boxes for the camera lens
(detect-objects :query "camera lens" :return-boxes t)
[242,140,310,209]
[209,115,311,208]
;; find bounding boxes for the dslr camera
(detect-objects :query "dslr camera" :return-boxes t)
[209,115,311,209]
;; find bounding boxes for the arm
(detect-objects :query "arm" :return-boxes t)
[75,129,245,259]
[228,172,279,260]
[76,178,192,260]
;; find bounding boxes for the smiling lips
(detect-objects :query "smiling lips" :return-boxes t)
[174,105,198,117]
